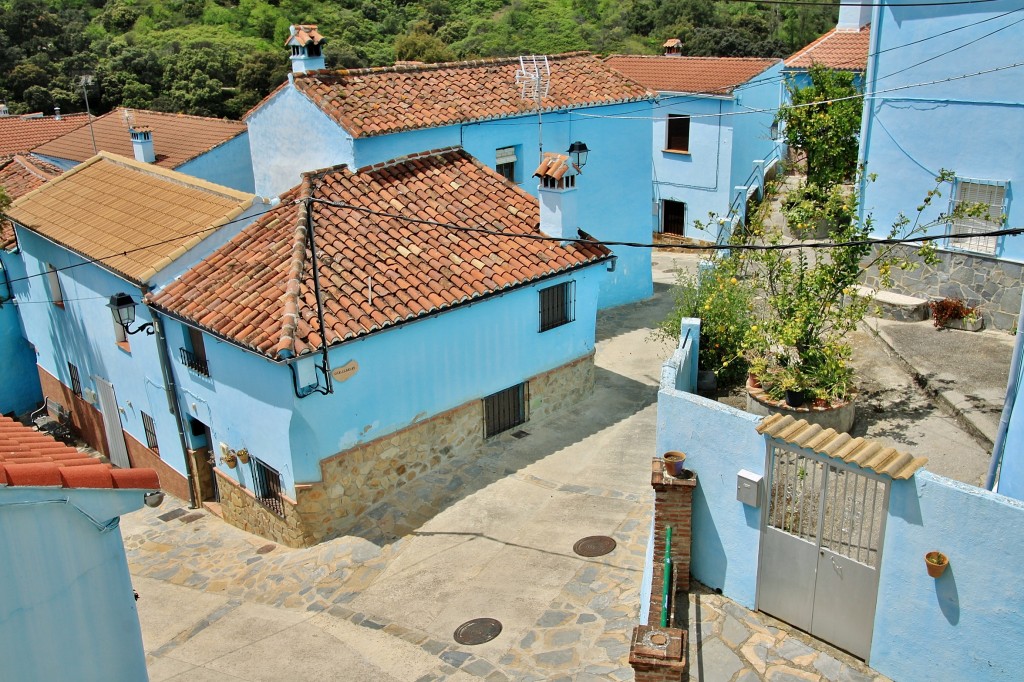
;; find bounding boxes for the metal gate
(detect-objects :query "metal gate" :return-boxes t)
[94,377,131,469]
[756,443,889,659]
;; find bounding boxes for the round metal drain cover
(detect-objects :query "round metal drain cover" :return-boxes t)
[454,618,503,645]
[574,535,617,557]
[255,544,277,555]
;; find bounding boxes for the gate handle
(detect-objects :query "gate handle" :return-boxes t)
[831,555,843,576]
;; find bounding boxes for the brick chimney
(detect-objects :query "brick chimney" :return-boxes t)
[129,126,155,163]
[533,152,580,243]
[663,38,683,57]
[286,24,326,74]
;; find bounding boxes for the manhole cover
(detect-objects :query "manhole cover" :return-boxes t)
[573,535,617,557]
[511,430,530,439]
[454,618,502,645]
[255,544,277,555]
[157,508,187,522]
[178,512,205,524]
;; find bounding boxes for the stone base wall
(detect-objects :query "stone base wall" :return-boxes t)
[860,244,1024,331]
[217,352,595,547]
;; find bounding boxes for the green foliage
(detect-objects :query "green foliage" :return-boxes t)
[0,0,837,118]
[657,262,753,385]
[929,297,979,328]
[777,64,861,188]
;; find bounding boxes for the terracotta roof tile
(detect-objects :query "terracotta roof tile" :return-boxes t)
[603,55,780,94]
[275,53,652,138]
[6,152,258,284]
[286,24,325,47]
[784,26,871,71]
[0,415,159,489]
[151,148,611,359]
[0,113,92,156]
[32,108,246,169]
[756,414,928,479]
[0,154,63,250]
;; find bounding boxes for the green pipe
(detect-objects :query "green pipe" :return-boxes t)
[661,525,673,627]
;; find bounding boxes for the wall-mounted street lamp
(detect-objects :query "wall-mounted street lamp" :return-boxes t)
[567,141,589,170]
[107,292,154,336]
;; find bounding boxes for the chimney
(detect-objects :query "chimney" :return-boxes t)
[663,38,683,57]
[287,24,326,74]
[0,103,9,117]
[837,1,871,30]
[130,126,156,163]
[533,152,580,243]
[54,106,61,121]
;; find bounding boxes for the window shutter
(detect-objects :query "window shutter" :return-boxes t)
[949,179,1006,255]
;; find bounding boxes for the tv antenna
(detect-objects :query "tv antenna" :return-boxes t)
[515,55,550,164]
[122,108,136,128]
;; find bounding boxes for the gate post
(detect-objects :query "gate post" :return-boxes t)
[648,457,697,621]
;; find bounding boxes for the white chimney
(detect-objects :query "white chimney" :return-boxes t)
[534,153,580,243]
[837,2,871,30]
[130,126,156,163]
[287,24,326,74]
[53,106,61,120]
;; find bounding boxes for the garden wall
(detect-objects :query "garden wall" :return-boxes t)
[657,320,1024,677]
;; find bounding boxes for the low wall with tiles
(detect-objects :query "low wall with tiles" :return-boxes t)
[218,352,595,547]
[860,244,1024,330]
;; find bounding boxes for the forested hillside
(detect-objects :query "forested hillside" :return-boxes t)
[0,0,836,120]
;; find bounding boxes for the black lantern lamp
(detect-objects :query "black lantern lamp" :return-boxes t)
[567,141,589,170]
[107,292,154,336]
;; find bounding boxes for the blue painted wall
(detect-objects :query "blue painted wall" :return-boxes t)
[177,132,257,194]
[0,250,42,416]
[871,472,1024,679]
[176,266,603,494]
[729,64,785,190]
[656,321,764,607]
[247,85,654,307]
[0,487,148,682]
[859,0,1024,261]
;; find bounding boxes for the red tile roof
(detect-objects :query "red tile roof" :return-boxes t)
[603,55,781,95]
[32,108,246,169]
[0,415,160,489]
[286,24,325,47]
[533,153,578,181]
[270,52,652,138]
[1,155,63,250]
[0,113,92,156]
[785,26,871,71]
[151,148,611,360]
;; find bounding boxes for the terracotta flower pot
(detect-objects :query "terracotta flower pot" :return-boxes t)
[663,451,686,477]
[925,551,948,578]
[222,453,238,469]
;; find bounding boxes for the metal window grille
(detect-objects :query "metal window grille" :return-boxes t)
[947,179,1007,255]
[250,456,285,517]
[141,411,159,451]
[68,362,82,397]
[484,382,528,438]
[667,114,690,152]
[539,281,575,332]
[663,200,686,235]
[180,348,210,376]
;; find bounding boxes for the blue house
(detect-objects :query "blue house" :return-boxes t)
[146,148,612,546]
[0,414,162,682]
[858,0,1024,330]
[245,49,653,308]
[604,54,785,242]
[31,107,256,193]
[783,4,871,90]
[6,152,268,502]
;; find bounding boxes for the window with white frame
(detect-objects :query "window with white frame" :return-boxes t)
[45,264,64,307]
[496,146,517,182]
[948,179,1007,255]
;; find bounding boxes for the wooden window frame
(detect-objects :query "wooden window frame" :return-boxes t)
[666,114,691,153]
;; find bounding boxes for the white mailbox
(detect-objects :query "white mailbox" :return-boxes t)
[737,469,763,507]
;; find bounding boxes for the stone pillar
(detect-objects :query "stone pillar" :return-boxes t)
[629,624,687,682]
[648,457,696,624]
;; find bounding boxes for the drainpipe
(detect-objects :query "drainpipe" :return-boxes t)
[148,301,198,509]
[986,291,1024,491]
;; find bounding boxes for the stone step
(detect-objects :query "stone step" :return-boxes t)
[854,286,930,322]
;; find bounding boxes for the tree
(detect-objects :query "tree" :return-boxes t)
[394,25,454,63]
[776,64,862,188]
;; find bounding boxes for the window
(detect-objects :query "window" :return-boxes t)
[484,382,528,438]
[496,146,517,182]
[663,200,686,235]
[68,362,82,397]
[250,456,285,517]
[141,411,159,452]
[180,326,210,377]
[667,114,691,153]
[947,179,1007,255]
[539,281,575,332]
[45,264,64,307]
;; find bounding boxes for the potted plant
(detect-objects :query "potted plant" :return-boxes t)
[663,451,686,477]
[929,297,983,331]
[925,550,949,578]
[235,448,251,464]
[221,451,238,469]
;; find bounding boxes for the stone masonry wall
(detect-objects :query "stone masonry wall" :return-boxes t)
[860,244,1024,331]
[218,352,595,547]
